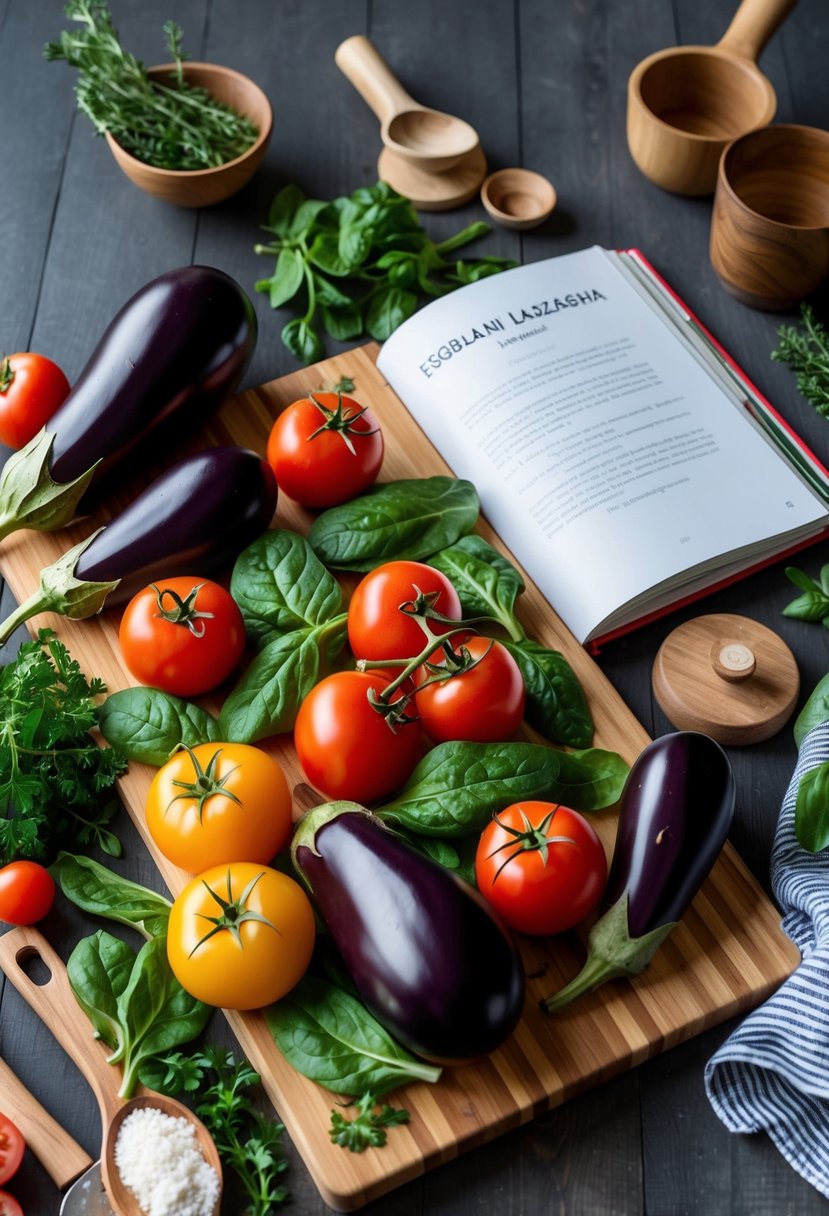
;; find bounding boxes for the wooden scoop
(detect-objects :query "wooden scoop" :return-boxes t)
[335,35,479,172]
[0,927,222,1216]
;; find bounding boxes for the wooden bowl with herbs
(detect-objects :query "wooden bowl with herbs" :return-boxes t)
[105,62,273,207]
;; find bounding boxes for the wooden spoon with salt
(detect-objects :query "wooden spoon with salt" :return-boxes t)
[0,926,222,1216]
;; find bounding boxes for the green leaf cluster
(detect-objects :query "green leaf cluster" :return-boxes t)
[254,181,516,363]
[772,305,829,418]
[329,1091,409,1153]
[783,564,829,625]
[0,629,126,864]
[45,1,258,170]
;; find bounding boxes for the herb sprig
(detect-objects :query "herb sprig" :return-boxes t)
[772,305,829,418]
[0,629,125,864]
[254,181,516,364]
[45,1,258,171]
[782,564,829,626]
[329,1091,410,1153]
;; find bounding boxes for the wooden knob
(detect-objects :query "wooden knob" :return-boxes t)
[710,640,756,682]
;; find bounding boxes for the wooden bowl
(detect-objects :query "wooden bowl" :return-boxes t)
[480,168,556,230]
[105,62,273,207]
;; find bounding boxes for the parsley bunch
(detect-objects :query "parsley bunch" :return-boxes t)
[0,629,125,864]
[145,1047,289,1216]
[45,2,258,171]
[329,1091,410,1153]
[254,181,516,364]
[772,305,829,418]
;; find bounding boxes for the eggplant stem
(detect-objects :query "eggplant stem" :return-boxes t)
[539,952,625,1013]
[0,588,51,645]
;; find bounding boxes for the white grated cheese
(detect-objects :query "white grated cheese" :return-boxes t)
[114,1106,219,1216]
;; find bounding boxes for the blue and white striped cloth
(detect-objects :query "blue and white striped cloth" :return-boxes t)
[706,722,829,1198]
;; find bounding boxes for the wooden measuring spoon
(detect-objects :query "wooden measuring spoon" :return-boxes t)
[0,927,222,1216]
[335,35,479,172]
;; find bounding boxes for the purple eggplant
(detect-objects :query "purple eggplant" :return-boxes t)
[0,266,256,540]
[541,731,735,1013]
[291,801,526,1063]
[0,446,276,644]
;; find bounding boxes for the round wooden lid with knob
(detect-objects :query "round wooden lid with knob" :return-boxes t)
[651,613,800,745]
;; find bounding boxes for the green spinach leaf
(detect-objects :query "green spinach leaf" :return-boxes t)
[795,760,829,852]
[67,930,134,1064]
[794,673,829,749]
[98,687,220,766]
[266,975,441,1097]
[504,639,594,748]
[50,852,171,940]
[309,477,479,571]
[231,529,344,649]
[429,535,525,640]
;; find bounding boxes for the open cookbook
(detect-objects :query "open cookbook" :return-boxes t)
[377,246,829,648]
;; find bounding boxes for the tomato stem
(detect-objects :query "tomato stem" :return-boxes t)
[306,390,380,455]
[190,868,278,955]
[0,356,14,393]
[486,806,577,882]
[168,744,242,823]
[152,582,215,636]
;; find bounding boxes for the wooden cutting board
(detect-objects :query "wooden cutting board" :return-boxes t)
[0,343,799,1211]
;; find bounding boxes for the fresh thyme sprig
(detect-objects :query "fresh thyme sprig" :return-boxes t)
[45,1,258,171]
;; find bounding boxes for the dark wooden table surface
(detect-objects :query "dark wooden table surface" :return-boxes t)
[1,1,828,1213]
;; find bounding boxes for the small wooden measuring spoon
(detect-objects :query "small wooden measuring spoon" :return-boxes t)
[0,926,222,1216]
[335,35,479,172]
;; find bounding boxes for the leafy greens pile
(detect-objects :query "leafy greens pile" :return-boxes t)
[254,181,516,363]
[45,1,258,170]
[772,305,829,418]
[0,630,126,864]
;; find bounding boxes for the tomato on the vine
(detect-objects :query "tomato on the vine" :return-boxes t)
[0,1116,24,1186]
[294,670,421,804]
[119,577,245,697]
[145,743,292,872]
[167,861,315,1009]
[0,861,55,926]
[266,390,384,508]
[414,636,525,743]
[475,802,607,936]
[0,1190,23,1216]
[347,560,462,662]
[0,352,70,449]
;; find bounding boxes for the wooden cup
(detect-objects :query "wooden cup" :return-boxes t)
[626,0,796,196]
[709,124,829,309]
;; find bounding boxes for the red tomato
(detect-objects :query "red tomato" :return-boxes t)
[294,670,421,804]
[119,578,245,697]
[414,636,526,743]
[475,802,607,936]
[347,560,462,662]
[0,1190,22,1216]
[0,1117,24,1187]
[0,352,70,449]
[0,861,55,926]
[266,391,383,508]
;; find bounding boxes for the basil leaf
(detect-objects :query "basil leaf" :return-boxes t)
[377,740,625,837]
[266,975,441,1097]
[504,639,594,748]
[308,233,353,278]
[50,853,171,940]
[265,248,305,308]
[321,303,364,341]
[794,674,829,749]
[365,285,417,341]
[67,930,134,1061]
[312,273,355,309]
[309,476,479,572]
[265,183,304,236]
[98,688,220,767]
[219,620,347,743]
[338,224,371,271]
[290,198,328,239]
[231,529,344,649]
[795,760,829,852]
[282,318,324,365]
[429,535,525,635]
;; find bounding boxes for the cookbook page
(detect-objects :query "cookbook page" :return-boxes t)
[377,247,827,643]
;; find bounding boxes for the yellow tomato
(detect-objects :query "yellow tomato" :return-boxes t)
[167,862,315,1009]
[145,743,292,872]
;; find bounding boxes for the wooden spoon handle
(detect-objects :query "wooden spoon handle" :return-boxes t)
[335,35,420,125]
[0,1055,93,1189]
[717,0,797,62]
[0,927,123,1129]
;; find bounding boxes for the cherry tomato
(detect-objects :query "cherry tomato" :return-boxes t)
[0,861,55,926]
[266,391,384,508]
[294,670,421,804]
[475,802,607,936]
[347,560,462,662]
[167,861,315,1009]
[0,1190,23,1216]
[0,1116,25,1186]
[119,577,245,697]
[414,636,526,743]
[0,352,70,449]
[146,743,292,872]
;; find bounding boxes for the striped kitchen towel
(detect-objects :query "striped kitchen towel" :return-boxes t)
[705,721,829,1198]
